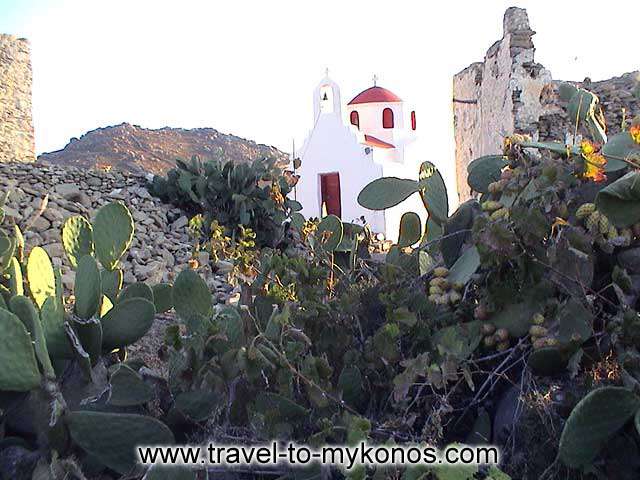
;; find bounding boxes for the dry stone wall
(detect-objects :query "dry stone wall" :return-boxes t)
[0,162,236,304]
[453,8,640,202]
[0,35,34,164]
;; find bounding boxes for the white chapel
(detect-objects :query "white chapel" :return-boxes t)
[293,72,425,241]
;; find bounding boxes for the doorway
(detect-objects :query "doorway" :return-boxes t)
[320,172,341,218]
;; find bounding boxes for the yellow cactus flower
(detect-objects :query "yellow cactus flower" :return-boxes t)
[630,124,640,144]
[580,141,607,182]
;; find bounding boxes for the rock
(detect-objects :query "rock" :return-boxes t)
[55,183,81,197]
[172,215,189,230]
[43,208,64,222]
[30,216,51,232]
[215,260,234,274]
[43,243,65,258]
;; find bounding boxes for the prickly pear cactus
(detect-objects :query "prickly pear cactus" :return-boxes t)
[67,411,175,475]
[559,386,640,468]
[101,267,123,302]
[100,298,155,350]
[398,212,421,247]
[92,202,134,271]
[0,307,41,391]
[172,269,212,322]
[74,255,102,320]
[26,246,56,308]
[316,214,343,252]
[62,215,94,268]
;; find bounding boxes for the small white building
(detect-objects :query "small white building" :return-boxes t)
[293,73,425,241]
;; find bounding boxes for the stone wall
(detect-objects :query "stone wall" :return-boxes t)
[0,162,235,304]
[0,35,34,164]
[453,8,640,202]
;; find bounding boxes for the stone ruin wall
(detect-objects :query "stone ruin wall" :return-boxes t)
[0,34,35,164]
[453,7,640,202]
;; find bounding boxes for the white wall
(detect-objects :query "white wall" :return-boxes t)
[294,113,386,232]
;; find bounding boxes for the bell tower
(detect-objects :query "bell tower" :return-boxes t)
[313,69,341,119]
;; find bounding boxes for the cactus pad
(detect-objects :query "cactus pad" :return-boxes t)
[108,364,154,406]
[26,246,56,308]
[101,268,123,302]
[9,296,55,379]
[559,386,640,468]
[358,177,420,210]
[67,411,174,475]
[92,202,134,271]
[74,255,102,320]
[61,215,94,268]
[172,270,212,321]
[398,212,422,247]
[151,283,173,313]
[101,298,155,350]
[0,307,41,391]
[40,296,71,359]
[316,215,343,252]
[118,282,154,303]
[173,390,219,422]
[8,256,23,297]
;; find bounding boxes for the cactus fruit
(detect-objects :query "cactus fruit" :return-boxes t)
[428,268,461,306]
[62,216,94,268]
[532,313,545,325]
[92,202,135,271]
[529,325,548,337]
[474,304,489,321]
[484,336,496,348]
[481,323,495,335]
[172,269,212,322]
[488,181,503,195]
[490,207,510,221]
[108,364,154,406]
[26,246,56,308]
[433,267,449,277]
[598,214,609,235]
[481,201,502,212]
[585,211,601,231]
[495,328,509,342]
[101,298,156,350]
[532,338,547,349]
[576,203,596,219]
[67,411,175,475]
[0,307,42,391]
[74,255,102,320]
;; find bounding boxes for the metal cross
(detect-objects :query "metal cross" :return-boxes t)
[373,74,378,86]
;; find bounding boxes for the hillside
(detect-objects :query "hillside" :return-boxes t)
[38,122,288,174]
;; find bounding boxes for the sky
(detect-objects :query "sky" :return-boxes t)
[1,0,638,198]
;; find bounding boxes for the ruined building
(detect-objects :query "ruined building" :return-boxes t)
[453,7,640,202]
[0,34,35,163]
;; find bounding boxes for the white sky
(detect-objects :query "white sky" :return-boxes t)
[1,0,638,197]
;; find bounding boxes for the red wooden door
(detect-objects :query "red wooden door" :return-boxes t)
[320,173,341,218]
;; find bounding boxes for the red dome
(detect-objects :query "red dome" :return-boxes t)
[348,86,402,105]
